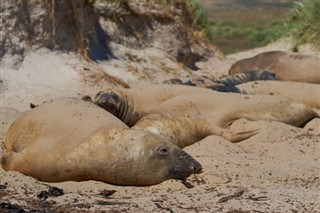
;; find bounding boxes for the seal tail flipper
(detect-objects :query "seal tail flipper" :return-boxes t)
[312,108,320,117]
[220,129,260,143]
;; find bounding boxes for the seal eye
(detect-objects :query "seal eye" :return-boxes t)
[158,147,168,155]
[94,91,104,99]
[110,92,120,103]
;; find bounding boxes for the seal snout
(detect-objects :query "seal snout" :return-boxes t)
[168,150,202,180]
[189,162,203,174]
[178,152,202,174]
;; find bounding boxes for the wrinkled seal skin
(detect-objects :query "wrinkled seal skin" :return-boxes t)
[236,81,320,115]
[213,70,276,86]
[92,85,318,148]
[208,70,276,92]
[1,98,202,186]
[228,51,320,83]
[162,70,276,93]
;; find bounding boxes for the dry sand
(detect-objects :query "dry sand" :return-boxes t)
[0,40,319,212]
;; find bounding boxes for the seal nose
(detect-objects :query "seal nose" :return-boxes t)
[189,161,202,174]
[178,151,202,174]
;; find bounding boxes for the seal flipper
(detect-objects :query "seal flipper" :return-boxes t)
[219,128,260,143]
[1,152,23,171]
[205,119,260,142]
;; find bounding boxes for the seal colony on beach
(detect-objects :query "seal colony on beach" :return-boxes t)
[92,85,318,148]
[2,85,318,186]
[228,51,320,84]
[1,98,202,186]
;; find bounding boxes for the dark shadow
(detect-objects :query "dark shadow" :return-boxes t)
[88,21,116,61]
[177,51,202,71]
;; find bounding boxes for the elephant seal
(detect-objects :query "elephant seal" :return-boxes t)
[91,85,317,147]
[91,85,212,127]
[228,51,320,83]
[1,98,202,186]
[132,93,317,148]
[235,81,320,114]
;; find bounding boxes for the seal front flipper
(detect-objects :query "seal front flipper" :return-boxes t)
[1,152,27,172]
[1,153,14,170]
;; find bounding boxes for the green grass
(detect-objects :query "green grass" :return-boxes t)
[208,19,287,46]
[285,0,320,50]
[186,0,212,37]
[205,18,288,54]
[204,0,320,53]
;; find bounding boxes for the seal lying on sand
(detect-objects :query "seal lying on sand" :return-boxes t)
[90,85,212,127]
[92,85,317,147]
[132,93,317,148]
[235,81,320,115]
[228,51,320,83]
[1,98,202,186]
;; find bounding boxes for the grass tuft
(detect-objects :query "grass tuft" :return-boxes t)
[285,0,320,50]
[186,0,212,37]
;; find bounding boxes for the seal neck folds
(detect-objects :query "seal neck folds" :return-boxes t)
[119,93,141,127]
[93,90,141,127]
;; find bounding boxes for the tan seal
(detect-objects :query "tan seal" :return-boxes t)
[132,92,317,148]
[92,85,318,147]
[91,85,212,126]
[236,81,320,114]
[228,51,320,83]
[1,98,202,186]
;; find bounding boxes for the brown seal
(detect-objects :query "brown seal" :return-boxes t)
[228,51,320,83]
[1,98,202,186]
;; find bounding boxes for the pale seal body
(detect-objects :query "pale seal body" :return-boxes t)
[236,81,320,112]
[228,51,320,83]
[93,85,212,126]
[133,93,317,148]
[93,85,318,148]
[1,98,202,186]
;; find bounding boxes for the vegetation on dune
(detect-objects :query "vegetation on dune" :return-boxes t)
[285,0,320,50]
[207,19,286,46]
[185,0,212,37]
[202,0,320,53]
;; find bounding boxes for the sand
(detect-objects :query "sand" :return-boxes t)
[0,40,319,212]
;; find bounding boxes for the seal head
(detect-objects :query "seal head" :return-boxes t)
[106,129,202,185]
[93,91,122,116]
